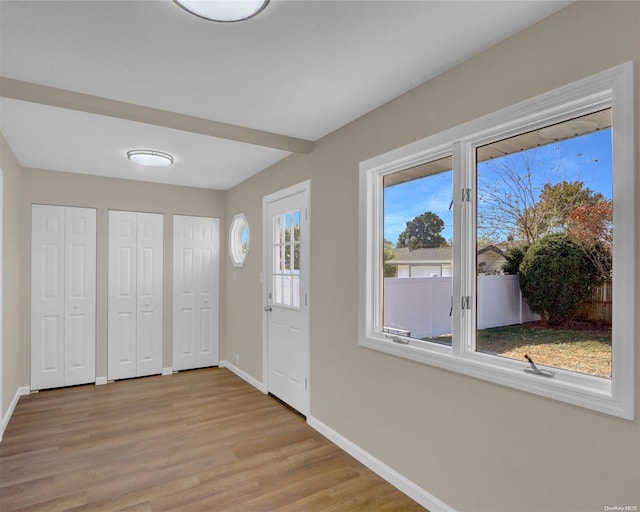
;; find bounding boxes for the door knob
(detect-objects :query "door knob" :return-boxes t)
[264,305,272,312]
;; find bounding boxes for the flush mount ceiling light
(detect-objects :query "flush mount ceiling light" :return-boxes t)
[127,150,174,167]
[174,0,270,23]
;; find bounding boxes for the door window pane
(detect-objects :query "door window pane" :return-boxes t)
[272,210,302,309]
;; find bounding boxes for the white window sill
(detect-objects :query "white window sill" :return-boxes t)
[360,334,628,419]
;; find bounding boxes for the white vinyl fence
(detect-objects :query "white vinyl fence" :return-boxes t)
[384,274,539,339]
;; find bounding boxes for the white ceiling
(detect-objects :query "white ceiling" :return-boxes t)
[0,0,572,190]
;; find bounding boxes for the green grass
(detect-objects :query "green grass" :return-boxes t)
[423,322,612,378]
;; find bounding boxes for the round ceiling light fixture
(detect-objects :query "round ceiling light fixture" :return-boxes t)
[127,149,174,167]
[174,0,270,23]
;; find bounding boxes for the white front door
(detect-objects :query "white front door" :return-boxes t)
[108,211,163,380]
[31,205,96,390]
[173,215,219,371]
[264,181,310,415]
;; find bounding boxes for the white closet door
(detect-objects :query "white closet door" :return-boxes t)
[136,213,163,377]
[108,211,163,380]
[32,205,66,390]
[173,217,197,371]
[108,211,138,380]
[195,218,219,367]
[173,216,219,371]
[64,207,96,386]
[31,205,96,391]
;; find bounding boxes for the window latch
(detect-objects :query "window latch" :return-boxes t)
[385,335,409,345]
[524,354,554,378]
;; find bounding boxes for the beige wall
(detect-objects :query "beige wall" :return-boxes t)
[20,168,225,379]
[2,1,639,509]
[224,2,640,511]
[1,134,23,419]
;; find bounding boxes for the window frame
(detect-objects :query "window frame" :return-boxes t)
[358,62,635,419]
[229,212,249,267]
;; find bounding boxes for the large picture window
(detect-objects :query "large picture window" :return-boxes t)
[359,63,635,419]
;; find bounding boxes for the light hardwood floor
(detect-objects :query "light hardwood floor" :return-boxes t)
[0,368,426,511]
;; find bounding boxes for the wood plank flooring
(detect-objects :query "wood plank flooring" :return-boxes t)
[0,368,426,511]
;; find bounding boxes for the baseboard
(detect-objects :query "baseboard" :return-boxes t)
[307,415,455,512]
[95,376,108,386]
[219,360,267,393]
[0,386,30,442]
[162,367,173,376]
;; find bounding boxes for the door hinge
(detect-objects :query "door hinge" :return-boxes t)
[305,378,308,390]
[305,293,308,306]
[305,208,308,221]
[461,296,471,310]
[461,188,472,203]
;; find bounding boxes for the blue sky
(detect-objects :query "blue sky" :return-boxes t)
[384,128,612,245]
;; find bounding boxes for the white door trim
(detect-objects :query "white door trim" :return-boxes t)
[262,180,311,414]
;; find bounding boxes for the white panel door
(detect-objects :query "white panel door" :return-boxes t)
[108,211,137,380]
[32,205,66,390]
[173,215,219,371]
[108,211,163,380]
[64,207,96,386]
[136,213,163,377]
[264,183,310,416]
[31,205,96,391]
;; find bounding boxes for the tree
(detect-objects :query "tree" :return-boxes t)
[518,234,595,325]
[501,243,529,275]
[397,211,447,249]
[524,180,605,236]
[383,240,397,277]
[478,156,542,245]
[478,153,606,245]
[568,199,613,280]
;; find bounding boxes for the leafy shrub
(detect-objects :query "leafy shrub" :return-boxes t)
[502,244,529,275]
[519,234,595,325]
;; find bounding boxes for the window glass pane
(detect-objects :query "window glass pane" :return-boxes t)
[275,215,284,245]
[284,242,291,272]
[273,245,281,273]
[240,225,249,254]
[283,275,292,306]
[285,213,292,243]
[274,275,282,304]
[293,210,301,241]
[383,155,453,344]
[293,242,300,271]
[292,276,300,308]
[476,109,613,379]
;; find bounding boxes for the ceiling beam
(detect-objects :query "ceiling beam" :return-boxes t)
[0,77,315,154]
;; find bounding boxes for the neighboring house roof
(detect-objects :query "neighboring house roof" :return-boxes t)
[477,244,506,257]
[388,245,504,265]
[389,247,452,264]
